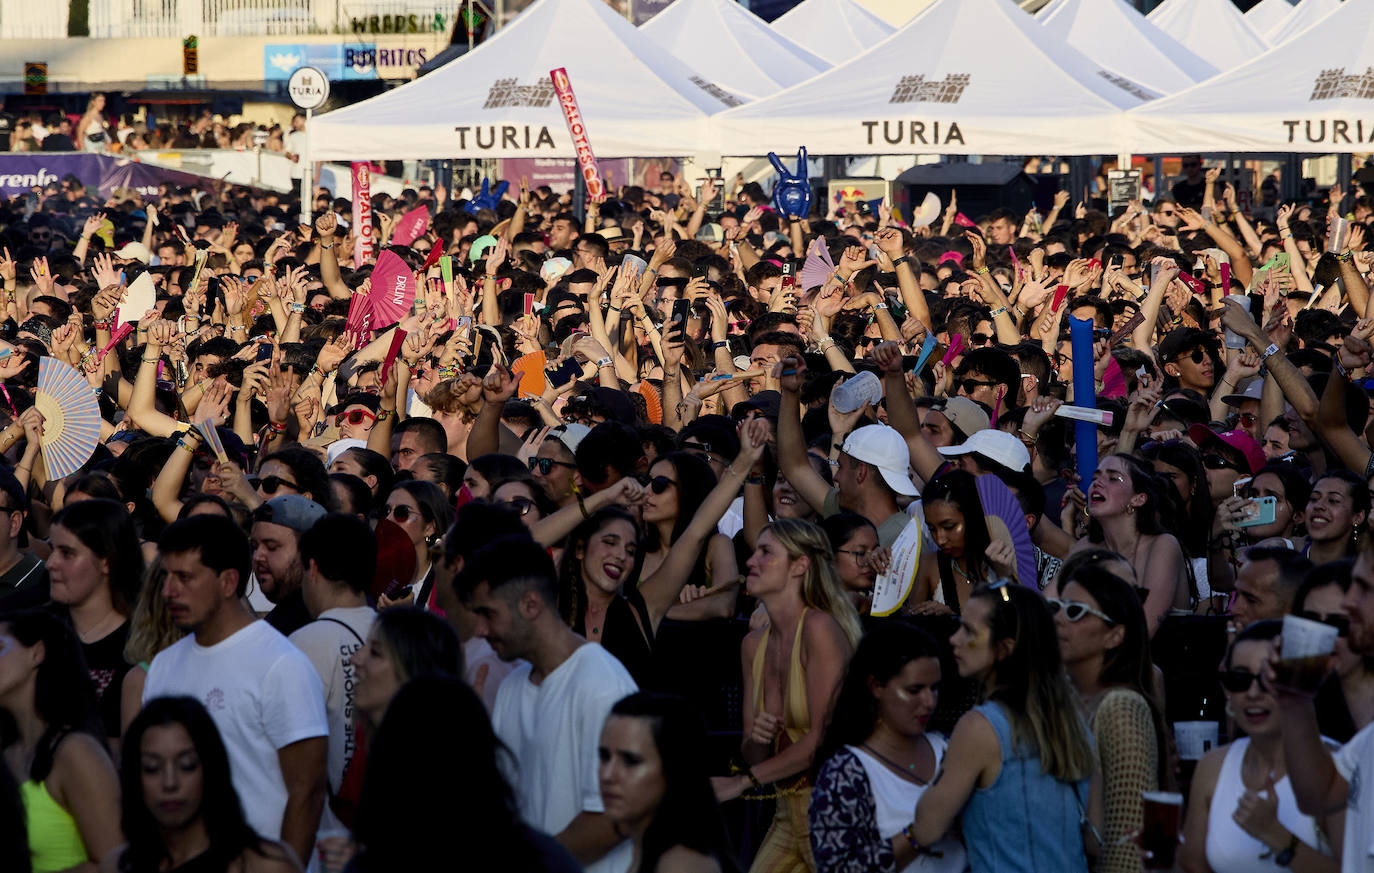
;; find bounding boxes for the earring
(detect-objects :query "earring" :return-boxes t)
[1224,702,1235,720]
[1127,505,1136,515]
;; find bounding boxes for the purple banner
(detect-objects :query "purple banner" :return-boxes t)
[0,154,208,200]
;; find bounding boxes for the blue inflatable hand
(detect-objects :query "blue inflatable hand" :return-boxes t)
[768,147,811,219]
[463,178,510,214]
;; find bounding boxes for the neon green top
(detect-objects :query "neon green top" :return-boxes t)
[21,779,87,873]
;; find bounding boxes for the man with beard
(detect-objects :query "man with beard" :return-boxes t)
[251,495,327,635]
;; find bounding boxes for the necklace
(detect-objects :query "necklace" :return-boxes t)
[861,741,929,785]
[950,560,971,582]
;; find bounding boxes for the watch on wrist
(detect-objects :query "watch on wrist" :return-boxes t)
[1273,834,1299,867]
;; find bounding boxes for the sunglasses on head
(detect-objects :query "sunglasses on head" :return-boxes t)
[379,504,417,522]
[528,456,576,475]
[1202,453,1244,473]
[1046,598,1117,625]
[648,475,677,495]
[335,409,377,428]
[1217,669,1266,694]
[259,475,297,495]
[1295,610,1350,638]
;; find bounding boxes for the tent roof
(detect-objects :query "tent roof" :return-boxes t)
[1128,0,1374,152]
[640,0,828,100]
[309,0,744,160]
[850,0,931,26]
[769,0,895,65]
[1040,0,1217,95]
[1147,0,1269,71]
[1245,0,1296,33]
[714,0,1154,157]
[1266,0,1342,44]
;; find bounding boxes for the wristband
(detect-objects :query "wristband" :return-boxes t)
[596,356,613,369]
[989,306,1007,318]
[319,242,335,249]
[1261,343,1281,362]
[893,255,912,268]
[710,340,730,351]
[376,408,395,421]
[745,473,765,485]
[176,439,197,455]
[266,421,287,434]
[288,303,306,314]
[93,318,114,331]
[872,302,888,310]
[975,266,990,275]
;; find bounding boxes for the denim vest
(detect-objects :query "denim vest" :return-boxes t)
[963,702,1091,873]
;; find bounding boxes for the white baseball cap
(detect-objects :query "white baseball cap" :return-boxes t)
[938,429,1031,473]
[841,424,918,497]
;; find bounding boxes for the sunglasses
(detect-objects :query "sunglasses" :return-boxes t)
[1178,347,1207,364]
[970,333,992,347]
[379,504,417,523]
[528,456,576,475]
[648,475,677,494]
[1158,209,1177,217]
[1238,412,1258,427]
[1217,669,1266,694]
[499,497,537,517]
[959,378,998,395]
[1046,598,1117,625]
[1202,453,1244,474]
[259,475,297,495]
[1295,610,1350,638]
[335,409,377,428]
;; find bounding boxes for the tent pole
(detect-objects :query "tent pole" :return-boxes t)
[1153,155,1163,202]
[467,0,474,51]
[573,165,586,223]
[1336,153,1353,209]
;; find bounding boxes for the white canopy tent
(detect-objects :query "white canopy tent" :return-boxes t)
[1127,0,1374,152]
[1040,0,1216,95]
[309,0,742,160]
[769,0,894,66]
[1147,0,1269,72]
[713,0,1154,157]
[1246,0,1296,33]
[640,0,828,100]
[1266,0,1341,44]
[851,0,930,26]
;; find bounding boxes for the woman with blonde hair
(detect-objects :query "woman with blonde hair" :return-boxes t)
[713,518,862,873]
[118,555,185,737]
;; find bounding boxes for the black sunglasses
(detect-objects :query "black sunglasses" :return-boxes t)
[379,504,416,522]
[1218,669,1266,694]
[648,475,676,494]
[499,497,536,517]
[1202,453,1244,474]
[528,456,576,475]
[959,378,998,394]
[1177,347,1207,364]
[259,475,297,495]
[1295,610,1349,638]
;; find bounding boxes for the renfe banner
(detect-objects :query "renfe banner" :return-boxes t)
[351,162,373,267]
[549,67,604,201]
[0,154,208,199]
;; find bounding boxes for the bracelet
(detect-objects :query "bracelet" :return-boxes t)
[903,823,921,849]
[745,473,765,485]
[1017,428,1037,445]
[175,439,197,455]
[818,338,836,352]
[288,303,306,314]
[710,340,730,351]
[142,355,160,364]
[990,306,1007,317]
[93,318,113,331]
[266,421,287,434]
[607,305,621,312]
[319,242,335,249]
[872,302,888,310]
[376,408,395,421]
[893,255,912,268]
[229,323,246,332]
[976,266,990,275]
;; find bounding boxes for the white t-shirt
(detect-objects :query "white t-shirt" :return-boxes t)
[849,738,966,873]
[1334,722,1374,872]
[491,643,637,873]
[144,620,329,841]
[288,606,377,791]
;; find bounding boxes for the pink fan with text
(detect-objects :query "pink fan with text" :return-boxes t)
[368,251,417,329]
[391,206,430,247]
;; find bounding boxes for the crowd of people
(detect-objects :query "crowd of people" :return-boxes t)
[0,152,1371,873]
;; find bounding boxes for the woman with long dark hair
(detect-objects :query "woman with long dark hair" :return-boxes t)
[809,622,966,873]
[538,421,767,684]
[820,512,879,614]
[910,470,1019,616]
[598,692,740,873]
[913,584,1100,873]
[1072,453,1189,637]
[108,696,298,873]
[48,498,145,743]
[0,609,121,872]
[1055,564,1171,873]
[1141,439,1217,608]
[376,480,454,610]
[351,676,578,872]
[641,451,740,621]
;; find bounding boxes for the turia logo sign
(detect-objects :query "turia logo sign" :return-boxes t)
[484,77,556,109]
[1310,68,1374,101]
[889,73,970,105]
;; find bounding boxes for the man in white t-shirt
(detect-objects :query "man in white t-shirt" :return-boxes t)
[463,534,637,873]
[145,514,329,867]
[290,514,377,800]
[1275,537,1374,872]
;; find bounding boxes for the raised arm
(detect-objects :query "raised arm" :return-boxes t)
[876,228,931,331]
[873,342,945,483]
[775,356,833,513]
[314,212,351,300]
[639,420,765,628]
[1315,328,1374,474]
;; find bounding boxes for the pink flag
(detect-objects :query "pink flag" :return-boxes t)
[392,205,430,247]
[1101,357,1127,399]
[351,163,374,268]
[953,212,977,228]
[369,250,417,328]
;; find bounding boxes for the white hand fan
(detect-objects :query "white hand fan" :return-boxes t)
[115,272,156,330]
[911,192,942,228]
[36,358,101,480]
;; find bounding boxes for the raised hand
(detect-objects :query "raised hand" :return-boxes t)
[82,212,106,240]
[773,355,805,393]
[481,363,518,405]
[29,257,54,296]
